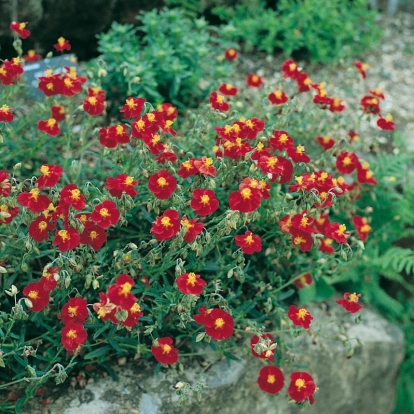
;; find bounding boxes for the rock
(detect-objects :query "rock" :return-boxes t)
[22,298,404,414]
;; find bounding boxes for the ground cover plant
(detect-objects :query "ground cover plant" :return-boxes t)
[0,13,411,414]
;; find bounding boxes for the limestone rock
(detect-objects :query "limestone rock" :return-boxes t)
[22,299,404,414]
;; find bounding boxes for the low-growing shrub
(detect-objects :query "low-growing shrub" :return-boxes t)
[0,22,408,413]
[92,8,235,112]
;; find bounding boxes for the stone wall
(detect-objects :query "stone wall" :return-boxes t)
[22,298,405,414]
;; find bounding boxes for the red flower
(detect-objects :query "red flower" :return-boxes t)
[218,82,238,96]
[35,164,63,188]
[353,215,372,242]
[120,97,145,119]
[293,273,313,289]
[269,130,294,151]
[287,145,310,164]
[106,174,139,199]
[204,308,234,340]
[177,158,198,179]
[291,212,318,234]
[282,59,300,78]
[360,95,380,114]
[336,292,363,313]
[268,89,288,105]
[240,117,265,140]
[354,61,369,79]
[288,372,317,404]
[40,266,60,291]
[107,274,135,307]
[235,231,262,254]
[38,118,60,137]
[176,272,207,295]
[190,189,219,216]
[319,238,335,254]
[194,305,213,326]
[60,184,86,210]
[228,187,261,213]
[0,204,19,224]
[257,366,284,395]
[329,97,345,113]
[0,104,14,123]
[210,91,229,111]
[90,200,120,229]
[52,228,81,252]
[28,215,55,242]
[157,103,177,121]
[181,215,204,243]
[99,127,117,148]
[60,298,88,325]
[151,337,179,365]
[279,214,292,234]
[250,333,276,361]
[193,156,216,177]
[239,178,271,199]
[17,188,51,213]
[61,323,87,352]
[324,222,350,244]
[122,301,144,328]
[356,162,377,185]
[0,171,11,197]
[23,49,41,62]
[23,282,50,312]
[10,21,31,39]
[316,136,335,151]
[107,124,130,145]
[369,88,385,100]
[246,74,263,87]
[336,151,359,174]
[295,71,312,92]
[54,37,71,52]
[148,170,177,200]
[92,292,117,323]
[79,222,107,251]
[38,71,61,96]
[291,229,313,252]
[50,105,66,122]
[287,305,313,329]
[150,209,180,242]
[224,48,238,61]
[377,114,395,131]
[60,76,82,97]
[83,95,105,116]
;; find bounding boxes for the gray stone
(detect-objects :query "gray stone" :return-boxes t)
[23,298,404,414]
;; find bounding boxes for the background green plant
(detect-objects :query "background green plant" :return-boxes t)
[213,0,381,63]
[92,8,234,112]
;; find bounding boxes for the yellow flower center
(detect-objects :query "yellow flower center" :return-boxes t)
[295,378,306,390]
[297,308,308,319]
[336,224,347,236]
[68,306,78,316]
[157,177,167,187]
[187,272,196,286]
[58,230,69,241]
[38,221,48,231]
[99,208,110,218]
[90,231,98,240]
[200,194,210,205]
[162,344,172,354]
[88,96,97,105]
[124,176,134,186]
[46,118,56,128]
[215,318,225,328]
[267,374,276,384]
[126,98,135,109]
[241,188,252,199]
[28,290,39,300]
[244,234,254,245]
[161,217,172,227]
[66,329,77,339]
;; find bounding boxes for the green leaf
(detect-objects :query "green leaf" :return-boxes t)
[84,346,111,360]
[298,283,316,305]
[314,277,335,302]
